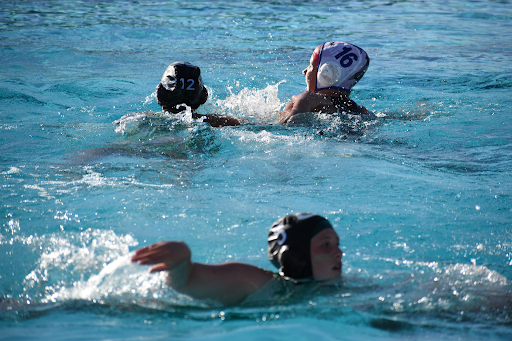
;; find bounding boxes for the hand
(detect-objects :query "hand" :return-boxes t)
[131,241,191,273]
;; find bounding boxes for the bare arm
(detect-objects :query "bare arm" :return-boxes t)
[192,113,243,127]
[131,241,273,306]
[277,91,333,124]
[277,91,373,124]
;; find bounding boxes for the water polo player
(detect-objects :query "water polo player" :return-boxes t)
[156,61,242,127]
[278,41,371,124]
[131,213,342,306]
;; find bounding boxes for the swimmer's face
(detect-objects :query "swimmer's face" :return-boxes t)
[303,54,318,92]
[310,228,342,280]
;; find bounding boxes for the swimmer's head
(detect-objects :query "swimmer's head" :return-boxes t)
[155,61,208,113]
[314,41,370,92]
[268,213,334,279]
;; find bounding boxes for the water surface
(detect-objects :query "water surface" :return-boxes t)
[1,0,512,340]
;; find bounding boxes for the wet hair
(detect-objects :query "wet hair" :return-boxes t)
[155,61,208,113]
[267,213,333,279]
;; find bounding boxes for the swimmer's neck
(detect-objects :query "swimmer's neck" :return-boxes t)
[315,88,350,97]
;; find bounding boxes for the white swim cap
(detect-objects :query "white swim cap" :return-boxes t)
[316,41,370,92]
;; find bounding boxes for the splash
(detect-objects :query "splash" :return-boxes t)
[215,81,285,124]
[62,253,172,302]
[7,229,200,309]
[17,229,138,304]
[113,111,149,135]
[113,105,198,136]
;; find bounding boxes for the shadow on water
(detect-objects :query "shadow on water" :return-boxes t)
[67,107,388,166]
[66,112,223,165]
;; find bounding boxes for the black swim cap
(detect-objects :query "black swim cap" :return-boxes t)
[267,213,333,279]
[155,61,208,113]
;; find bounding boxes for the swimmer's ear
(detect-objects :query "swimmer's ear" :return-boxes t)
[278,246,311,279]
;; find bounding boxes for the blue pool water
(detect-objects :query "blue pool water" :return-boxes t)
[1,0,512,340]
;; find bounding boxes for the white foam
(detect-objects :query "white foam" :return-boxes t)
[215,81,285,124]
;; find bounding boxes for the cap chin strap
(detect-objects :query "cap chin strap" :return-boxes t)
[163,76,177,91]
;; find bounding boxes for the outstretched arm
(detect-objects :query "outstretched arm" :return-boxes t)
[192,113,243,127]
[131,241,273,306]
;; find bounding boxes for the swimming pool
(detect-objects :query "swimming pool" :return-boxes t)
[1,0,511,339]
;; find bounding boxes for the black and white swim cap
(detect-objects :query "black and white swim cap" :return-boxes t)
[267,213,333,279]
[155,61,208,113]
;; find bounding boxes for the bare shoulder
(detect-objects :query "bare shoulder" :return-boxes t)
[199,262,274,287]
[293,91,335,114]
[187,262,274,306]
[306,92,338,113]
[297,91,332,105]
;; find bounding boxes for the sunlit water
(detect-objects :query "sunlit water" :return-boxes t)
[1,0,512,340]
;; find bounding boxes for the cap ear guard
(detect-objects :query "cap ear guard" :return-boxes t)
[278,246,312,279]
[268,223,287,268]
[267,213,331,280]
[317,61,342,88]
[162,75,178,91]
